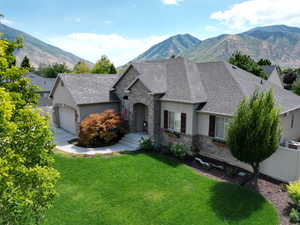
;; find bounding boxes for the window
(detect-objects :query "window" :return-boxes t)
[168,111,181,132]
[215,117,229,139]
[291,113,294,128]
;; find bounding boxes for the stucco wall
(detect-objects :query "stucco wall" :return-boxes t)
[52,79,77,109]
[160,101,195,135]
[260,147,300,182]
[197,111,300,140]
[197,113,210,136]
[79,103,120,121]
[281,109,300,140]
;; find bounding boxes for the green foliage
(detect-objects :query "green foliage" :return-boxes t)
[90,55,117,74]
[257,58,272,66]
[226,89,281,178]
[0,38,59,225]
[169,143,188,159]
[139,137,153,151]
[292,78,300,96]
[229,52,268,79]
[72,61,90,73]
[21,55,30,68]
[287,181,300,206]
[37,63,70,78]
[289,208,300,223]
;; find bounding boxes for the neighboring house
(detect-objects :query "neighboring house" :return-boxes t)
[262,65,283,88]
[49,74,119,134]
[51,57,300,181]
[25,72,55,106]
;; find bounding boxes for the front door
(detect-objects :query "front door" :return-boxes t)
[133,103,148,133]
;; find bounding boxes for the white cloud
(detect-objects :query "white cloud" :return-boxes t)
[48,33,169,66]
[204,25,218,32]
[210,0,300,29]
[162,0,184,5]
[0,18,15,26]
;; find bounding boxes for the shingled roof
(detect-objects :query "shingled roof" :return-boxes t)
[50,74,119,105]
[262,65,277,78]
[124,57,300,115]
[25,72,55,92]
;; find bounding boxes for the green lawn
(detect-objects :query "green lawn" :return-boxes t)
[43,153,279,225]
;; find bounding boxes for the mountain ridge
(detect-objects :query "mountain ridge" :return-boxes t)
[132,25,300,68]
[0,24,91,69]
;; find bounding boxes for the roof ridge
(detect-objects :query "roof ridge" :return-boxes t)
[182,58,194,101]
[223,62,250,98]
[184,58,207,102]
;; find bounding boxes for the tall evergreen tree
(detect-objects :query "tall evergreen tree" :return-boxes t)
[257,58,272,66]
[226,89,281,186]
[21,55,31,68]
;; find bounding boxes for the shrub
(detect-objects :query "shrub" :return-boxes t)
[139,137,153,151]
[287,181,300,206]
[290,208,300,223]
[169,143,188,159]
[226,166,239,178]
[78,110,126,147]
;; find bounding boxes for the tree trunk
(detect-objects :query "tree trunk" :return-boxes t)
[240,163,260,186]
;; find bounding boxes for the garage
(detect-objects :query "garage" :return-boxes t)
[59,106,76,134]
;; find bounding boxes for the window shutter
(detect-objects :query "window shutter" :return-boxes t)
[164,110,168,129]
[181,113,186,134]
[209,115,215,137]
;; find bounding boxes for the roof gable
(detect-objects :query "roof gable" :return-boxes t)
[51,74,119,105]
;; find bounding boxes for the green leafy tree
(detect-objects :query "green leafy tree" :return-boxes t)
[90,55,117,74]
[37,63,70,78]
[229,52,268,79]
[0,38,59,225]
[226,89,281,185]
[73,61,90,73]
[21,55,31,68]
[257,58,272,66]
[292,78,300,95]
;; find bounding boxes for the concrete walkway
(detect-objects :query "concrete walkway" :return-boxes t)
[53,127,148,155]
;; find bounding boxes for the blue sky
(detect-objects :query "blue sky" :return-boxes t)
[1,0,300,65]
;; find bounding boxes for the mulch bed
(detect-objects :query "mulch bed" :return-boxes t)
[158,152,292,225]
[186,156,292,225]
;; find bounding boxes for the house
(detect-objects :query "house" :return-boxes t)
[262,65,283,88]
[50,74,119,134]
[25,72,55,106]
[51,57,300,181]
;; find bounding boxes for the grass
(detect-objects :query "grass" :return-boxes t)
[43,153,279,225]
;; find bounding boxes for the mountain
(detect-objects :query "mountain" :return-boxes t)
[133,34,201,62]
[0,24,90,69]
[133,25,300,68]
[184,25,300,67]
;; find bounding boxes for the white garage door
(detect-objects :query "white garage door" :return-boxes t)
[59,107,76,134]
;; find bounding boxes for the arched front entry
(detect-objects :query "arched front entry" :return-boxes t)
[133,103,148,133]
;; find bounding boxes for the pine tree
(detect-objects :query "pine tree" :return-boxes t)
[21,55,30,68]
